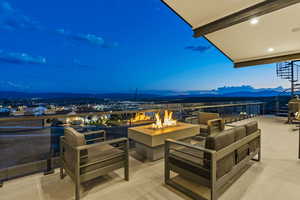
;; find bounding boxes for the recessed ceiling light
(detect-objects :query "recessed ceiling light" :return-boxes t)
[268,48,274,52]
[292,27,300,32]
[250,18,259,25]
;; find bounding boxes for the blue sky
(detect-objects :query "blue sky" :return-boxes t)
[0,0,289,93]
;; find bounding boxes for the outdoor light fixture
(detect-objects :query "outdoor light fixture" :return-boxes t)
[292,27,300,33]
[268,48,274,52]
[250,18,259,25]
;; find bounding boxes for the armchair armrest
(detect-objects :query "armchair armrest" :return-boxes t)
[207,118,223,125]
[83,130,105,136]
[185,116,199,124]
[207,118,225,131]
[83,130,106,143]
[165,138,216,155]
[76,137,128,151]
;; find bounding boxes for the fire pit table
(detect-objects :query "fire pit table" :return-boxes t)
[128,122,200,161]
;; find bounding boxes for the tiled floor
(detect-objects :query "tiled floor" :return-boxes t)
[2,116,300,200]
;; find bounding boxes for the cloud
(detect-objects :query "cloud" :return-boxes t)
[0,80,30,91]
[56,29,118,48]
[57,29,104,45]
[0,1,118,49]
[0,50,46,65]
[184,45,211,53]
[0,1,41,31]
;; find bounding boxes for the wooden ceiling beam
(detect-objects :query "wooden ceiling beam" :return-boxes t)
[234,53,300,68]
[193,0,300,38]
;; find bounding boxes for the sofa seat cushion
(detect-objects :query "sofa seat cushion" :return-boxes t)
[80,144,124,174]
[169,147,209,179]
[170,147,204,164]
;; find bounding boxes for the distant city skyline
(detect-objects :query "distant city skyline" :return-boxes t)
[0,0,290,93]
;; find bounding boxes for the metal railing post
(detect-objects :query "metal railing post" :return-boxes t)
[299,127,300,159]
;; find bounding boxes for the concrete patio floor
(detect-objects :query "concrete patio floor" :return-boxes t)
[1,116,300,200]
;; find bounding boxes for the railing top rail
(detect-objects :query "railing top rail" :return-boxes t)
[0,102,265,122]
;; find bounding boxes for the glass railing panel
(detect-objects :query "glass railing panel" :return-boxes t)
[0,121,51,170]
[0,101,265,182]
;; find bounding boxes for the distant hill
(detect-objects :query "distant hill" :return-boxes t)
[0,91,161,100]
[218,90,281,97]
[0,85,287,100]
[139,86,285,97]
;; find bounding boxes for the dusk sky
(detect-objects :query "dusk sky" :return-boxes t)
[0,0,289,93]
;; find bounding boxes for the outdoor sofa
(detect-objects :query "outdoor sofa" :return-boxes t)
[165,121,261,200]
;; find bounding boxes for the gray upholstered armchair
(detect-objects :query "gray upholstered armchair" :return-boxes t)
[185,112,225,137]
[60,127,129,200]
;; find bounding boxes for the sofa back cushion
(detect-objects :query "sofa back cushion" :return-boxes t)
[65,127,86,147]
[234,126,249,163]
[205,129,236,178]
[244,121,260,153]
[63,127,86,172]
[206,129,235,150]
[245,121,258,135]
[198,112,220,125]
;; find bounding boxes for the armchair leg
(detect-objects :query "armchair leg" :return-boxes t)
[165,144,170,183]
[60,167,65,179]
[258,150,261,161]
[124,152,129,181]
[211,188,217,200]
[165,167,170,184]
[257,136,261,162]
[124,140,129,181]
[75,179,80,200]
[0,180,3,187]
[251,149,261,162]
[44,158,55,175]
[74,147,81,200]
[124,165,129,181]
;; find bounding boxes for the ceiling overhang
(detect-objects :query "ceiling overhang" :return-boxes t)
[161,0,300,67]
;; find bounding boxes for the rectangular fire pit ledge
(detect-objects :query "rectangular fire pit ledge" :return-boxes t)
[128,122,200,161]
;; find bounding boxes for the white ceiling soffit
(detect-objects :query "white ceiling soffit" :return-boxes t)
[161,0,264,28]
[206,3,300,67]
[162,0,300,67]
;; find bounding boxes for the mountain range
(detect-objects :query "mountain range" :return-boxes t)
[140,86,286,97]
[0,85,288,99]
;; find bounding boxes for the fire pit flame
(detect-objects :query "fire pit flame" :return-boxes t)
[131,112,151,122]
[152,110,177,129]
